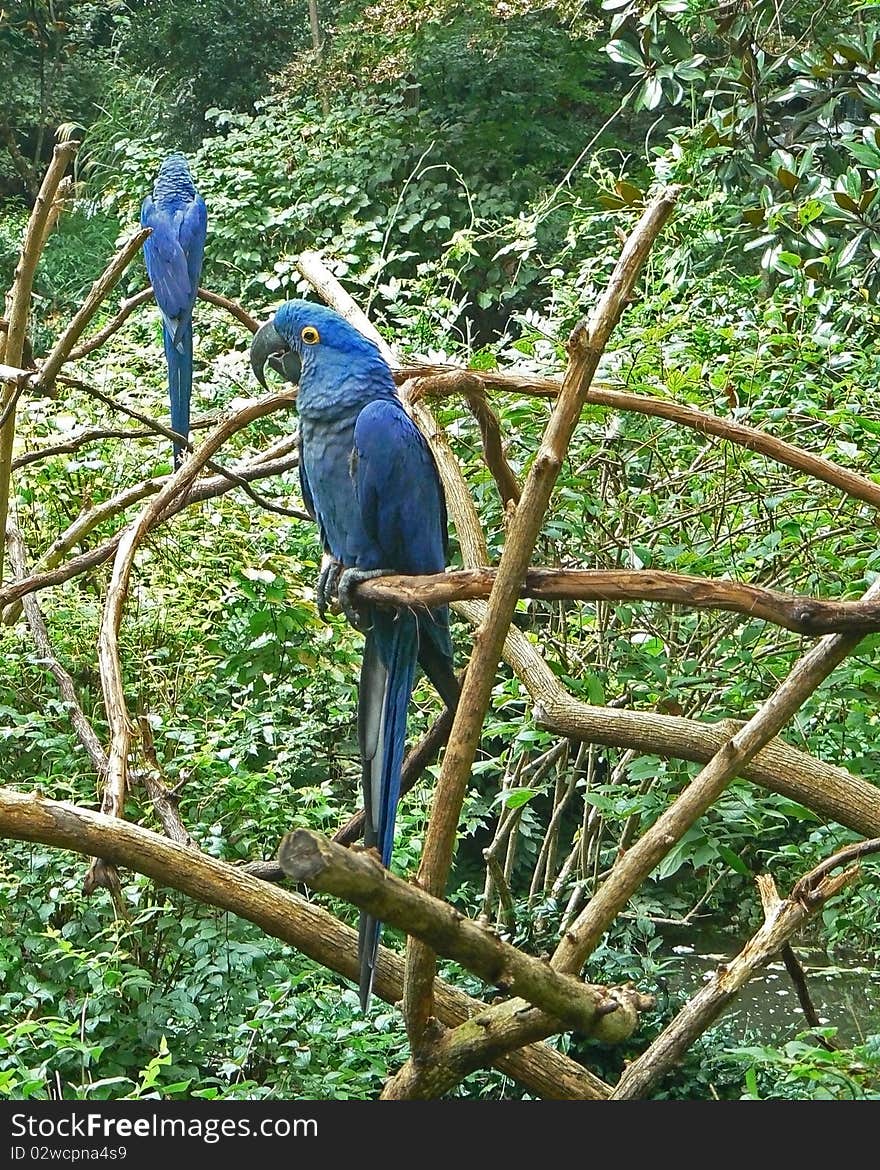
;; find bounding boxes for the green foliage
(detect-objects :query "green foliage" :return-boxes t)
[728,1032,880,1100]
[598,0,880,292]
[0,848,408,1100]
[0,0,308,196]
[2,0,880,1103]
[111,0,309,142]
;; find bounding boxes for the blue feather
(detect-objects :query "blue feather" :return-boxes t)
[141,154,207,467]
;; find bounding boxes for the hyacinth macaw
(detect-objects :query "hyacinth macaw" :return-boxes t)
[250,300,459,1009]
[140,153,207,467]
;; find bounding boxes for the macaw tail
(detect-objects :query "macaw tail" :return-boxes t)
[162,319,193,468]
[358,606,419,1010]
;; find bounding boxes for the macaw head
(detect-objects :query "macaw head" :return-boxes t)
[250,299,385,391]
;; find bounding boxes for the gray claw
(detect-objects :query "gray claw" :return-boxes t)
[317,561,343,622]
[338,568,390,632]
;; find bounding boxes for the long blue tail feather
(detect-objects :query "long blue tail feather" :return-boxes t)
[358,607,419,1009]
[162,319,193,468]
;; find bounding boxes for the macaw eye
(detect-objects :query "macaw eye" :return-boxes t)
[301,326,320,345]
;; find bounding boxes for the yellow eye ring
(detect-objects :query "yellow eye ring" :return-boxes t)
[301,325,320,345]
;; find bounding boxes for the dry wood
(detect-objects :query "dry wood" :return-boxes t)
[404,366,880,514]
[6,521,108,780]
[0,787,609,1100]
[88,394,296,889]
[459,380,522,507]
[550,582,880,975]
[68,289,154,360]
[0,140,78,580]
[356,566,880,634]
[0,431,300,618]
[34,228,151,394]
[609,868,858,1099]
[380,577,880,1096]
[401,187,681,1046]
[278,828,624,1036]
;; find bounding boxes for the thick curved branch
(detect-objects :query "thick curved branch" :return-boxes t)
[278,829,624,1036]
[460,380,522,507]
[34,228,151,394]
[404,366,880,514]
[0,787,609,1100]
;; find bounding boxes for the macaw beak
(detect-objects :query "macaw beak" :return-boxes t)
[250,319,302,389]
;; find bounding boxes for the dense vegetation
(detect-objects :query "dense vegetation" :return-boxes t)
[2,0,880,1101]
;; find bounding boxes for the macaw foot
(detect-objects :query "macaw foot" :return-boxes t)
[338,568,391,632]
[316,558,343,622]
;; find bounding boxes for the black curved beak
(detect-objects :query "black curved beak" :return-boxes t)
[250,319,302,389]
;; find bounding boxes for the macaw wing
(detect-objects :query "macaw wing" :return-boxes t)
[353,399,447,574]
[298,434,318,526]
[179,194,207,298]
[140,199,199,348]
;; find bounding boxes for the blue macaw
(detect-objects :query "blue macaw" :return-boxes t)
[251,300,459,1009]
[140,153,207,467]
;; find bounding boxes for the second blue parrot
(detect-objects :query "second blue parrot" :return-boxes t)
[250,300,459,1009]
[141,153,207,467]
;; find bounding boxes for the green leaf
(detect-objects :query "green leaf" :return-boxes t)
[642,75,664,110]
[503,788,539,810]
[717,845,751,877]
[605,39,644,68]
[846,141,880,168]
[837,230,867,268]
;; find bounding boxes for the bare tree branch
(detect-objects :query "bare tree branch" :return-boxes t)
[0,140,78,580]
[609,868,859,1099]
[405,365,880,514]
[94,393,298,886]
[6,520,107,780]
[68,289,154,360]
[34,228,151,394]
[355,566,880,635]
[278,828,628,1036]
[400,186,682,1048]
[0,434,300,619]
[0,787,609,1100]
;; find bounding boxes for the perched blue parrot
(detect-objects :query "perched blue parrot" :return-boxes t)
[140,153,207,467]
[251,300,459,1009]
